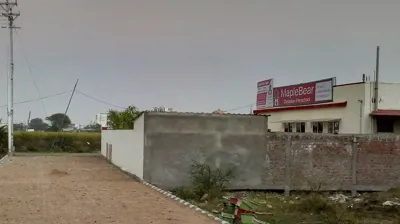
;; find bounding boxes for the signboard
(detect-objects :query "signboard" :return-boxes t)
[256,79,274,109]
[273,78,334,107]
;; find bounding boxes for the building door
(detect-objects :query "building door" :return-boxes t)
[376,117,394,133]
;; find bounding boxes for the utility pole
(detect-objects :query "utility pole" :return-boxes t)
[374,46,380,112]
[26,110,31,131]
[0,0,20,156]
[49,79,79,151]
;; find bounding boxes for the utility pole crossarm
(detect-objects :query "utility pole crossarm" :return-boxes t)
[0,0,20,156]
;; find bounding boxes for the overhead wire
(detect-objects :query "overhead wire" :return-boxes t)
[77,89,253,113]
[14,29,49,117]
[75,89,126,109]
[0,90,72,108]
[223,103,253,113]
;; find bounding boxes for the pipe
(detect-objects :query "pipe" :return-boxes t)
[358,100,363,134]
[374,46,379,111]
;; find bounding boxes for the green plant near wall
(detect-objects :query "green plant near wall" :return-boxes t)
[107,106,141,129]
[0,125,7,155]
[173,160,235,201]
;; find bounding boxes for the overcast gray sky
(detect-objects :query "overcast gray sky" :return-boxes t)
[0,0,400,125]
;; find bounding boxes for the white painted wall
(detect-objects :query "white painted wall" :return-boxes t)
[265,82,400,134]
[101,114,145,179]
[267,83,366,134]
[376,83,400,110]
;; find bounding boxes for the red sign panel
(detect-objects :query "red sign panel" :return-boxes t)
[256,92,267,106]
[273,78,333,107]
[256,79,274,109]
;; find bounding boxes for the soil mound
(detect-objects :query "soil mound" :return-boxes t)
[50,169,69,176]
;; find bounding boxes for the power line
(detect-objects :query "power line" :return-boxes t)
[14,29,49,117]
[75,90,126,109]
[224,103,253,113]
[0,90,72,108]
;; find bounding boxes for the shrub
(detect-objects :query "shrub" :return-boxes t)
[292,194,336,214]
[173,160,235,201]
[0,126,7,156]
[14,131,100,153]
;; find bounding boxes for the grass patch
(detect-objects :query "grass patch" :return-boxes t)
[14,131,100,153]
[180,189,400,224]
[166,158,400,223]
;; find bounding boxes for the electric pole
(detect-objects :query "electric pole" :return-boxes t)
[26,110,31,131]
[1,0,20,156]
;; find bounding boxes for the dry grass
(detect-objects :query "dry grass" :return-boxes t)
[188,189,400,224]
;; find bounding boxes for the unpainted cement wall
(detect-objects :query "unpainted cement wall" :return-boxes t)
[143,112,269,189]
[102,111,400,192]
[264,133,400,192]
[143,112,400,191]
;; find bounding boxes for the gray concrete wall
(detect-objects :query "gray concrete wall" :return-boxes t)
[142,112,400,192]
[143,112,268,189]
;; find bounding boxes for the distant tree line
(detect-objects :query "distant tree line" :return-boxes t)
[2,106,143,133]
[27,113,73,131]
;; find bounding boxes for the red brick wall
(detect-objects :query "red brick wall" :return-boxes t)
[266,133,400,191]
[356,136,400,190]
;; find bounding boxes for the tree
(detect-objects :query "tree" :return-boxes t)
[13,122,25,131]
[107,106,141,129]
[84,123,101,132]
[45,113,72,131]
[28,118,49,131]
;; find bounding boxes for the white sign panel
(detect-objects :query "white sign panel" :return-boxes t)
[256,78,274,109]
[315,79,333,102]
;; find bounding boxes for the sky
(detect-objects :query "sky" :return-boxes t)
[0,0,400,125]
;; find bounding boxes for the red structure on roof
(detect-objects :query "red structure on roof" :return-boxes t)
[253,101,347,115]
[370,110,400,117]
[213,109,225,114]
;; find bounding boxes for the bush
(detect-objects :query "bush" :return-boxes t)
[173,160,235,201]
[292,194,337,214]
[14,131,100,153]
[0,126,7,156]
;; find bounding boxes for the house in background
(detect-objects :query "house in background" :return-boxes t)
[254,76,400,134]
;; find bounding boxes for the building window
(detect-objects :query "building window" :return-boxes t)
[312,122,323,133]
[296,122,305,133]
[284,122,305,132]
[284,123,294,132]
[327,121,334,133]
[328,120,340,134]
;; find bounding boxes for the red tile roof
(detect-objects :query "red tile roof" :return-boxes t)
[370,110,400,117]
[253,101,347,114]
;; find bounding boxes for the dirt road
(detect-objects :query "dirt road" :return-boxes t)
[0,155,217,224]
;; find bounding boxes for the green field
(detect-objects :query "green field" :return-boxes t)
[13,131,100,153]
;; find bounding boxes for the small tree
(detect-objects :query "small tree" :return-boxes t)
[46,113,72,131]
[13,122,25,131]
[173,161,235,201]
[29,118,49,131]
[84,123,101,132]
[107,106,141,129]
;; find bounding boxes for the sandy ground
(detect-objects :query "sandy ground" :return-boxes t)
[0,156,217,224]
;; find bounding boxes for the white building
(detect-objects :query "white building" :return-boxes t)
[151,106,174,112]
[254,80,400,134]
[95,113,108,127]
